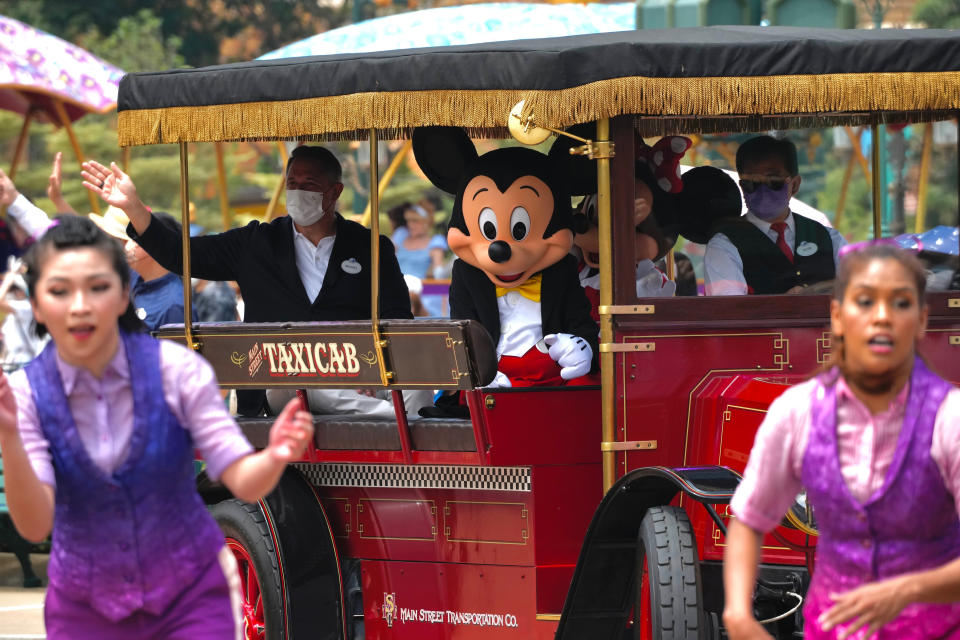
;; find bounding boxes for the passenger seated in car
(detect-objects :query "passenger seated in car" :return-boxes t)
[81,150,432,419]
[703,136,846,295]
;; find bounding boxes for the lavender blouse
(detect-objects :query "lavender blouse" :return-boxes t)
[13,338,253,487]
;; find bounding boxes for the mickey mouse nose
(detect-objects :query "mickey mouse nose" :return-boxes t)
[488,241,512,263]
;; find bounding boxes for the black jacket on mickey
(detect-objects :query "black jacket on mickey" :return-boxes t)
[449,255,599,373]
[129,212,412,413]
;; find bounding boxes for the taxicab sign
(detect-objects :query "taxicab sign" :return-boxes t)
[155,319,496,390]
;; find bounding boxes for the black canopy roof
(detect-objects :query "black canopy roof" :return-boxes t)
[118,26,960,145]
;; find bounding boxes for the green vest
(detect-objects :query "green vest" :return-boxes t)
[716,214,835,294]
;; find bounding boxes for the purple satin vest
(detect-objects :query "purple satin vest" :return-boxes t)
[801,358,960,639]
[25,331,226,622]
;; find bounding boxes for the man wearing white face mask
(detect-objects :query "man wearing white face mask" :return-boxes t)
[81,146,417,417]
[703,135,846,296]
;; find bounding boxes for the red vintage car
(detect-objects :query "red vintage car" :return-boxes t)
[123,26,960,639]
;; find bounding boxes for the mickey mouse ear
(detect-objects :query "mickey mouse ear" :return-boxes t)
[548,123,598,197]
[412,127,478,194]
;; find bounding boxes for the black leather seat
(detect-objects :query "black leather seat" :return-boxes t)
[236,415,476,452]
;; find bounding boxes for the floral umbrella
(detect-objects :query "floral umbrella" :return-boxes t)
[0,14,122,123]
[258,2,635,59]
[1,14,122,210]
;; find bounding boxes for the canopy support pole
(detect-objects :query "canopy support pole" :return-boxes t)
[360,138,412,228]
[871,124,882,239]
[179,142,197,350]
[266,142,288,221]
[368,130,391,387]
[597,117,616,493]
[121,147,131,173]
[9,110,33,180]
[915,123,933,234]
[52,99,100,214]
[665,249,676,282]
[215,142,231,231]
[844,126,871,183]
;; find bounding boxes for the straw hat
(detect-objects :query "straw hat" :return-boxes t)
[88,206,131,240]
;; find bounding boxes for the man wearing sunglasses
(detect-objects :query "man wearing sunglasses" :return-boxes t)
[704,135,846,295]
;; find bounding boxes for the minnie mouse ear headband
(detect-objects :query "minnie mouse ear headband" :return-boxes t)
[634,132,692,194]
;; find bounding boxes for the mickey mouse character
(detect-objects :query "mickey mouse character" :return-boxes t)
[412,127,598,387]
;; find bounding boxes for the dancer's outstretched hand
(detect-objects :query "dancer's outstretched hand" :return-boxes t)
[82,160,141,212]
[266,398,314,462]
[819,576,908,639]
[723,614,774,640]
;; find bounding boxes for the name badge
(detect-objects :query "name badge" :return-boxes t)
[796,241,818,257]
[341,258,362,275]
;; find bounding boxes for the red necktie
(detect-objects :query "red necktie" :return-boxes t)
[770,221,793,263]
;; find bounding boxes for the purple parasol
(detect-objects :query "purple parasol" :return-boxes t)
[0,14,124,123]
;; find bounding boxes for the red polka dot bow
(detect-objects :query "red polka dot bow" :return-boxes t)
[635,132,692,194]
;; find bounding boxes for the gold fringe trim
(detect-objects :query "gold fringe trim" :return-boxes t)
[118,71,960,146]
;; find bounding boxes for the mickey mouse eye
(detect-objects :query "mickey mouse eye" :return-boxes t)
[479,208,498,241]
[510,207,530,241]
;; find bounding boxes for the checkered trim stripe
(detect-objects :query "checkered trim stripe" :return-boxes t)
[291,463,532,492]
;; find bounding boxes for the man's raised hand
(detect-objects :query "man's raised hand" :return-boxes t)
[81,160,140,211]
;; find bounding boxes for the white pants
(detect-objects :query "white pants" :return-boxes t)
[266,388,434,420]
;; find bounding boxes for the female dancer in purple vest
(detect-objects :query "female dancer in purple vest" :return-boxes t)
[723,244,960,640]
[0,216,313,639]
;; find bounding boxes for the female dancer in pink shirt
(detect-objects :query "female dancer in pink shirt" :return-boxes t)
[0,216,314,639]
[724,243,960,640]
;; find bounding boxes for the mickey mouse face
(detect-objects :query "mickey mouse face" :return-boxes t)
[449,174,573,287]
[412,126,591,288]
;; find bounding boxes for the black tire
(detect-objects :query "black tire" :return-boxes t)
[212,499,286,640]
[634,506,704,640]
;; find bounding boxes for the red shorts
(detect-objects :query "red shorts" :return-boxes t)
[498,344,597,387]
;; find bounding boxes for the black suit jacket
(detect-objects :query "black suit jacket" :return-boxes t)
[130,213,412,413]
[449,255,599,372]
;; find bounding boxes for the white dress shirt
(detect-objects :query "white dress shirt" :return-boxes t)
[496,292,542,358]
[704,211,846,296]
[292,224,336,303]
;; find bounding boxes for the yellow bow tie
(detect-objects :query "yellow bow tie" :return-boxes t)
[495,274,542,303]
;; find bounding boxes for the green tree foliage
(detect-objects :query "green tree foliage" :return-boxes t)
[80,9,184,73]
[0,1,349,68]
[913,0,960,28]
[815,127,959,240]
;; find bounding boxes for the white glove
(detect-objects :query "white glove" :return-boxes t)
[543,333,593,380]
[486,370,513,388]
[636,259,676,298]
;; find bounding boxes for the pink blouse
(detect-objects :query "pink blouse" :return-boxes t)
[730,375,960,533]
